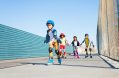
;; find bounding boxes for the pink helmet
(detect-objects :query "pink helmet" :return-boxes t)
[60,33,65,37]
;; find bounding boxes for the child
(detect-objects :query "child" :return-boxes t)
[89,41,95,58]
[59,33,68,59]
[81,34,90,58]
[71,36,80,58]
[44,20,62,65]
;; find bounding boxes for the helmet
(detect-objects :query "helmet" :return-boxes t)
[60,33,65,37]
[60,33,65,36]
[46,20,55,26]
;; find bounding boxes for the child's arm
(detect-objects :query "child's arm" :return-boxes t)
[92,42,95,48]
[80,39,85,45]
[65,39,69,46]
[71,41,74,46]
[57,38,61,44]
[44,30,49,43]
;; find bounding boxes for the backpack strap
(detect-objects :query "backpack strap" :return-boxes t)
[52,29,57,39]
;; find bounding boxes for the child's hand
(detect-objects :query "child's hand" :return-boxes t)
[80,44,82,46]
[79,44,81,46]
[44,40,46,43]
[66,43,70,46]
[93,45,95,48]
[52,41,55,45]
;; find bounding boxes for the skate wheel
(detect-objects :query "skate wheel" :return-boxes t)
[90,56,92,58]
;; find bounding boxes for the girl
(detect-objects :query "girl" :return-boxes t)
[59,33,69,59]
[71,36,80,58]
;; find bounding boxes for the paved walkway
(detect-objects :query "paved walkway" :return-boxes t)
[0,54,119,78]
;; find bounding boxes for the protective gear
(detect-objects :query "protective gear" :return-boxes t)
[60,33,65,37]
[46,20,55,26]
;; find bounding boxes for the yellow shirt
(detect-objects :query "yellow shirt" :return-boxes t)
[85,38,90,46]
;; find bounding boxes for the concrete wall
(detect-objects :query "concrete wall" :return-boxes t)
[97,0,119,61]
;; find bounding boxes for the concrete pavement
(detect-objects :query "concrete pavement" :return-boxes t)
[0,54,119,78]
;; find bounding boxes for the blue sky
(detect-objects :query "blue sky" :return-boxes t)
[0,0,99,45]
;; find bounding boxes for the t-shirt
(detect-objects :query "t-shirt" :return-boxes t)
[60,38,66,45]
[48,30,54,41]
[74,41,78,46]
[85,38,90,46]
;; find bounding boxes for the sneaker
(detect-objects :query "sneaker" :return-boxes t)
[77,56,80,59]
[47,59,54,65]
[85,55,88,58]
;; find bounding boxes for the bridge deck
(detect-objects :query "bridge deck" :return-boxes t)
[0,54,119,78]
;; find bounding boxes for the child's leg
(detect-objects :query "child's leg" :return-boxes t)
[73,46,76,56]
[89,48,91,55]
[74,47,77,58]
[48,47,54,64]
[48,41,54,64]
[85,46,88,58]
[53,40,59,57]
[59,45,64,57]
[89,48,92,58]
[63,46,66,59]
[58,50,62,64]
[55,50,58,56]
[59,48,62,57]
[49,47,53,59]
[62,45,65,57]
[73,51,75,56]
[54,41,62,64]
[76,49,79,58]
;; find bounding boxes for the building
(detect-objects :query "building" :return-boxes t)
[97,0,119,61]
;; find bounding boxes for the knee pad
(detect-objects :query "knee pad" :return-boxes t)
[49,47,53,53]
[89,48,92,52]
[59,51,62,56]
[55,50,59,55]
[85,48,87,52]
[64,52,66,55]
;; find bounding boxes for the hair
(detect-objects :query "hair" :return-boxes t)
[73,36,77,41]
[60,34,65,38]
[85,34,89,37]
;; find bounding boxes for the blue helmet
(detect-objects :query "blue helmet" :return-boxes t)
[46,20,55,27]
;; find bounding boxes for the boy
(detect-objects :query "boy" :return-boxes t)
[44,20,61,64]
[89,41,95,58]
[81,34,90,58]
